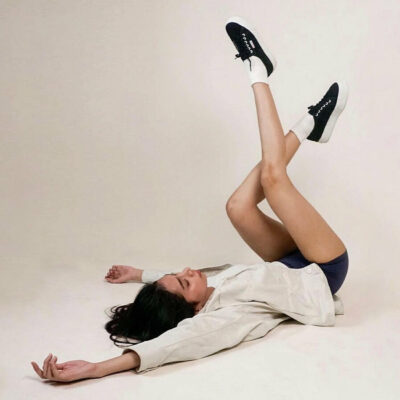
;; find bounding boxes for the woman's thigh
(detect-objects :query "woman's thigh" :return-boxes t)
[261,169,346,264]
[227,203,298,261]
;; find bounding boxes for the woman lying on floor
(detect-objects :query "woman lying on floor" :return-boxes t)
[31,16,349,382]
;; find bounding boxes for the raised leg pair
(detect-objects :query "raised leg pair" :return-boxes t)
[225,17,348,263]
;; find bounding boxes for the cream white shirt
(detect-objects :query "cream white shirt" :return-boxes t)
[122,261,344,374]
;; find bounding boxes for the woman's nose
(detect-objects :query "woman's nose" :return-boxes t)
[179,267,189,276]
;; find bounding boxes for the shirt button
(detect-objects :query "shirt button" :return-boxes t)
[306,267,312,274]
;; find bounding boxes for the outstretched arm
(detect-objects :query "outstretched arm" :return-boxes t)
[105,265,174,284]
[31,351,141,382]
[120,303,284,374]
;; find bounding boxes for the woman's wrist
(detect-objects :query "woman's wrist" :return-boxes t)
[127,267,143,282]
[129,268,143,282]
[93,351,140,378]
[136,269,143,282]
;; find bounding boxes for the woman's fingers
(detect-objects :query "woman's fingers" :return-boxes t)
[49,356,59,380]
[105,266,118,276]
[32,354,64,381]
[105,265,129,282]
[105,270,113,279]
[36,355,58,380]
[108,267,120,277]
[42,353,52,376]
[41,353,49,371]
[45,354,53,377]
[47,356,54,379]
[31,361,44,379]
[111,266,119,275]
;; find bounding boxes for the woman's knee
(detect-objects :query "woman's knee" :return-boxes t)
[225,195,255,221]
[260,162,288,190]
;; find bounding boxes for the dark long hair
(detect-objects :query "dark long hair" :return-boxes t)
[104,281,196,347]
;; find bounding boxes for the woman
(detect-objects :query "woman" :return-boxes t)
[31,16,349,382]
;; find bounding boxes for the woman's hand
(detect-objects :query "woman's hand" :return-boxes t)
[105,265,141,283]
[31,353,97,382]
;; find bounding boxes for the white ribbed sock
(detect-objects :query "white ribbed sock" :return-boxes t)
[243,56,270,86]
[290,113,315,143]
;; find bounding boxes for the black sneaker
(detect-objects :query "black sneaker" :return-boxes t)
[225,16,277,76]
[306,81,349,143]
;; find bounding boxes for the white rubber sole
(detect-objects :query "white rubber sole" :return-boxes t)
[226,16,277,73]
[319,81,349,143]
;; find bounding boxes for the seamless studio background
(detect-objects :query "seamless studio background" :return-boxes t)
[0,1,399,399]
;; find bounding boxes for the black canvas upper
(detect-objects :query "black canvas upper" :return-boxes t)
[307,83,339,142]
[225,22,274,76]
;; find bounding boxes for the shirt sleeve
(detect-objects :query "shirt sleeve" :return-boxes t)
[121,304,277,374]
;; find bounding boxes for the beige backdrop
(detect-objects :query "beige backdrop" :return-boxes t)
[1,1,399,399]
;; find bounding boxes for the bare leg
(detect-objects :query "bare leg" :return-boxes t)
[253,82,346,263]
[226,131,300,261]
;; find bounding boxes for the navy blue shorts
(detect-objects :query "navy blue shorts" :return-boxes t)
[277,248,349,295]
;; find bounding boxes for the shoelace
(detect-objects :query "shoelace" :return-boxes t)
[235,53,253,71]
[308,97,332,116]
[233,32,254,71]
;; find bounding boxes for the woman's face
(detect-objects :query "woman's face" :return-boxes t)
[157,267,209,313]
